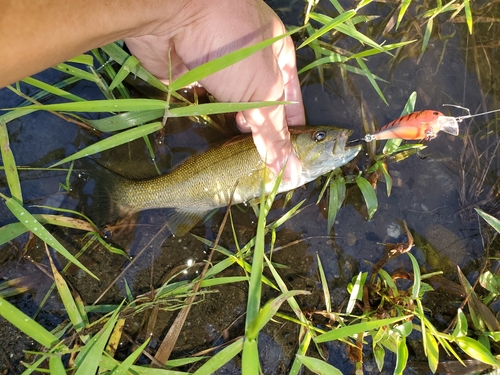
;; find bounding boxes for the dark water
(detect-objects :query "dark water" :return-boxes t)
[1,1,500,374]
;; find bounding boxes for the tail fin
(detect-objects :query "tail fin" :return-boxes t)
[76,159,131,227]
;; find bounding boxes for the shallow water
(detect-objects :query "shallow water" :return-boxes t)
[1,1,500,374]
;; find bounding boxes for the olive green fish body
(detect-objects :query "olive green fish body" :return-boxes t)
[94,126,361,234]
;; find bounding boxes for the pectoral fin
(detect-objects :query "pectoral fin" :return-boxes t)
[166,209,210,236]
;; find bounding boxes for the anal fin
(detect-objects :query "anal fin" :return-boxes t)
[166,209,210,236]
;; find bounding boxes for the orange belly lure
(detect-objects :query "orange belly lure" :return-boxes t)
[364,110,459,142]
[363,107,500,142]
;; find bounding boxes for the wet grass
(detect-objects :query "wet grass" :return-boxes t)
[1,0,500,374]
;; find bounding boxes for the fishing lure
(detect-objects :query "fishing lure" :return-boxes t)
[363,107,500,142]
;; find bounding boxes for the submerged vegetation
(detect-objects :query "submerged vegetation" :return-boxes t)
[1,0,500,374]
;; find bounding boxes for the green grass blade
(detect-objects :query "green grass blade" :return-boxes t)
[355,176,377,220]
[0,121,22,202]
[110,338,150,375]
[0,296,59,348]
[88,109,164,132]
[67,54,94,66]
[464,0,473,34]
[346,272,364,315]
[74,303,122,374]
[425,330,439,373]
[170,27,303,91]
[475,208,500,234]
[454,336,498,366]
[298,53,346,74]
[317,255,331,313]
[298,10,356,49]
[394,336,408,375]
[46,250,86,333]
[2,196,98,279]
[22,77,85,102]
[0,222,29,245]
[101,43,170,94]
[452,308,468,339]
[49,354,66,375]
[296,355,343,374]
[50,121,162,167]
[327,173,345,232]
[108,55,141,92]
[168,101,290,118]
[396,0,412,30]
[315,316,407,343]
[421,17,434,56]
[193,337,244,375]
[407,252,421,299]
[246,290,309,339]
[355,57,388,105]
[53,63,99,83]
[7,98,167,113]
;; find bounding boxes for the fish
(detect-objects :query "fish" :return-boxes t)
[91,126,362,235]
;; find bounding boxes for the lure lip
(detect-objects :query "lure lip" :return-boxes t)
[437,116,460,136]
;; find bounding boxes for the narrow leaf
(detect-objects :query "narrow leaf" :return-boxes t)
[0,296,59,348]
[355,176,377,220]
[315,316,407,343]
[170,27,303,91]
[50,121,163,167]
[0,122,22,202]
[3,197,98,279]
[296,354,343,374]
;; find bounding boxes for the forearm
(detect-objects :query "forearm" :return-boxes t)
[0,0,188,87]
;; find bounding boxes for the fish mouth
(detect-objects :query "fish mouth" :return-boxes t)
[333,130,362,164]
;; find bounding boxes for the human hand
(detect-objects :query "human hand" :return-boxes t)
[125,0,305,183]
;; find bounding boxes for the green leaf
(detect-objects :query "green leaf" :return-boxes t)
[296,354,343,374]
[355,57,388,105]
[2,197,98,279]
[327,173,345,232]
[22,77,85,102]
[88,109,164,132]
[108,55,141,91]
[168,101,290,118]
[394,336,408,375]
[246,290,309,340]
[110,338,150,375]
[0,122,22,202]
[298,10,357,49]
[476,208,500,234]
[355,176,377,220]
[452,308,468,339]
[74,303,123,374]
[7,98,168,113]
[170,27,303,91]
[315,316,407,343]
[0,296,59,348]
[193,338,244,375]
[464,0,473,34]
[50,121,163,167]
[373,343,385,372]
[53,63,98,83]
[425,331,439,373]
[407,252,421,299]
[346,272,364,315]
[455,336,498,366]
[46,251,86,333]
[49,355,66,375]
[396,0,412,29]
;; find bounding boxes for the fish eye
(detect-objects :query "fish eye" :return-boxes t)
[313,131,326,142]
[433,111,440,115]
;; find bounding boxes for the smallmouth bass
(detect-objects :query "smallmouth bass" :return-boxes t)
[92,126,361,235]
